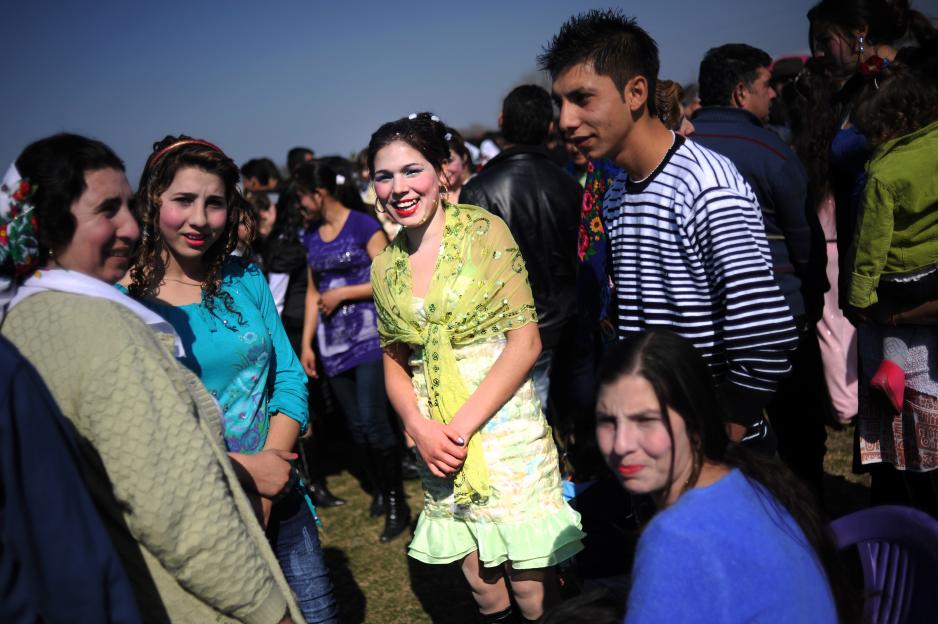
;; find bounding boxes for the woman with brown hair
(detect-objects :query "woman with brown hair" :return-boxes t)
[127,135,337,623]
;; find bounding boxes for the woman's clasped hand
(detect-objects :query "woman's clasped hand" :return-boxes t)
[410,417,467,477]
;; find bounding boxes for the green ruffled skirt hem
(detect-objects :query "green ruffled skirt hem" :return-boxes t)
[407,504,585,570]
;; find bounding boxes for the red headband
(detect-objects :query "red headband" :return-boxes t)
[144,139,226,172]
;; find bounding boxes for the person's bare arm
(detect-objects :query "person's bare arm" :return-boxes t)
[889,300,938,325]
[383,343,466,477]
[319,231,389,315]
[300,267,320,377]
[447,323,541,440]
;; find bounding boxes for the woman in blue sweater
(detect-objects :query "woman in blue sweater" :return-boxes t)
[127,136,337,623]
[594,329,849,623]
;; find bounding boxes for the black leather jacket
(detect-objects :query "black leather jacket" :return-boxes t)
[461,145,581,350]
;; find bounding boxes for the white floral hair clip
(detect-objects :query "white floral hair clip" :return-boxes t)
[335,174,346,185]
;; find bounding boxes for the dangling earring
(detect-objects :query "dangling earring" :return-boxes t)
[857,34,865,60]
[371,183,387,213]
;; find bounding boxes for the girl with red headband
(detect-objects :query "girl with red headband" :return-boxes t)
[126,135,337,623]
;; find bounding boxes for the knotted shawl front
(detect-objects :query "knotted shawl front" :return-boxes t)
[370,204,538,505]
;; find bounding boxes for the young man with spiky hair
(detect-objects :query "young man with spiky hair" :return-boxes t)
[540,10,798,450]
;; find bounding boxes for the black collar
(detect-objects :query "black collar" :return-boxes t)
[625,134,685,194]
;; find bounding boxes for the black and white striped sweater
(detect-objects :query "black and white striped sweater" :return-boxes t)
[603,135,798,425]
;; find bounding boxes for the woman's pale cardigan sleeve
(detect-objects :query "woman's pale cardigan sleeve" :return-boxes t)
[80,341,289,623]
[5,295,295,624]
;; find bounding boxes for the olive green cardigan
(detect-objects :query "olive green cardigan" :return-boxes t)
[850,119,938,308]
[2,292,303,624]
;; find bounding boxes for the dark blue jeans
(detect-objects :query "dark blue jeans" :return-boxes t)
[329,359,397,450]
[266,491,338,623]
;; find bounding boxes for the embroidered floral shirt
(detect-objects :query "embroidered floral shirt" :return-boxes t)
[132,261,309,453]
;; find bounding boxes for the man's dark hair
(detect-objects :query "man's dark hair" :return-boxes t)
[286,147,314,174]
[501,85,554,145]
[240,157,279,186]
[698,44,772,107]
[538,9,660,114]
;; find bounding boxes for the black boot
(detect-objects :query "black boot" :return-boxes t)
[479,606,519,623]
[357,445,386,517]
[401,445,420,480]
[374,446,411,542]
[299,436,346,508]
[308,479,346,508]
[369,491,387,518]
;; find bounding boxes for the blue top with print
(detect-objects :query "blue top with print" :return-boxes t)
[303,209,383,376]
[128,260,308,453]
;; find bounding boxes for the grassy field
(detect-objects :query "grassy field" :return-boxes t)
[316,470,476,624]
[315,424,869,623]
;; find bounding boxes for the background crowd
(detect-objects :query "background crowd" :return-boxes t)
[3,0,938,623]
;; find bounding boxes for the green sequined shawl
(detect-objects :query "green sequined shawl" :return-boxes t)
[370,203,538,505]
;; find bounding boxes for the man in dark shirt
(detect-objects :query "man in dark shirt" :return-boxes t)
[461,85,581,416]
[692,43,829,495]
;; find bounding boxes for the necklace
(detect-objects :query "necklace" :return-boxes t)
[629,131,676,185]
[162,277,204,288]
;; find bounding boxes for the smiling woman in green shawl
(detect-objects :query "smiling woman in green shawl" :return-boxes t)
[368,113,584,623]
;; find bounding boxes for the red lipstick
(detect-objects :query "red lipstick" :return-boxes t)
[617,464,643,477]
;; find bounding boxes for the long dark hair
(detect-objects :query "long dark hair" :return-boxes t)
[268,184,305,246]
[782,59,842,207]
[597,329,856,622]
[808,0,905,51]
[129,135,243,315]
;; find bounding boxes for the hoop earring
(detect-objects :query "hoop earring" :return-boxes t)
[374,201,387,214]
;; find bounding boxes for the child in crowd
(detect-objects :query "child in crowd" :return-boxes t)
[849,64,938,413]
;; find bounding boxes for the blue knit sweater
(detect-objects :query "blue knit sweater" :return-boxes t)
[624,469,837,623]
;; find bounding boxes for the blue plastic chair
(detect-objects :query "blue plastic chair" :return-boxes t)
[830,505,938,624]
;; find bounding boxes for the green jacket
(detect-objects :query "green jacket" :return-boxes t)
[850,119,938,308]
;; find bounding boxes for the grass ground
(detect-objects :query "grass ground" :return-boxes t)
[315,424,869,623]
[316,470,476,624]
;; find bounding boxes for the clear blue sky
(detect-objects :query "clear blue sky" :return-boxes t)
[2,0,936,180]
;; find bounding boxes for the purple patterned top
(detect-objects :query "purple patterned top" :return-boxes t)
[303,209,383,376]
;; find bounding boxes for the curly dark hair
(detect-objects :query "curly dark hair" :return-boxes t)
[128,135,243,316]
[853,62,938,145]
[596,329,857,622]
